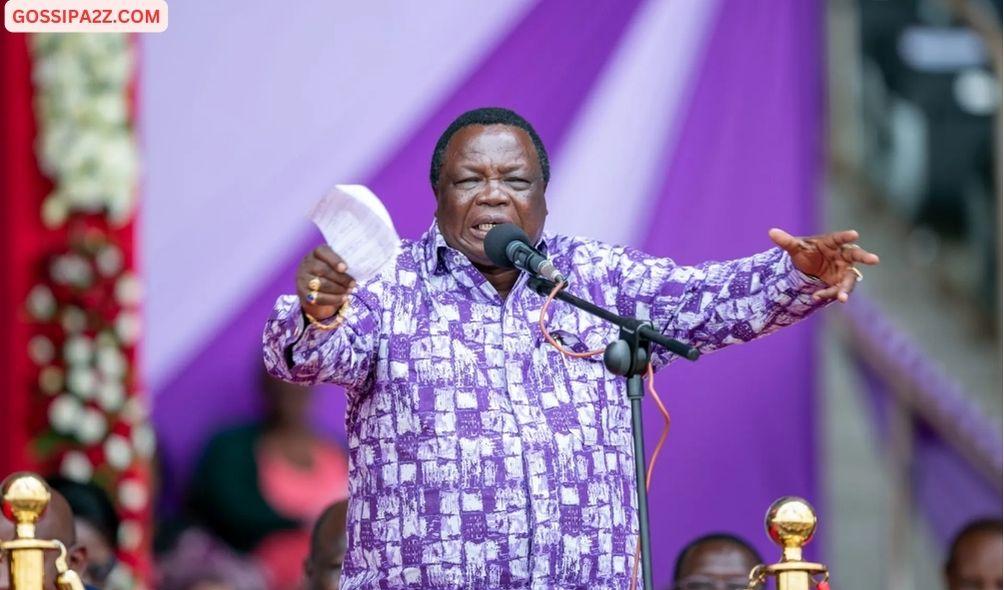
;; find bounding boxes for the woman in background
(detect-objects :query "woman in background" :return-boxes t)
[188,371,349,589]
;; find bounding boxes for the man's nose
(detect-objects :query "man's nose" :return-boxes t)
[475,180,512,206]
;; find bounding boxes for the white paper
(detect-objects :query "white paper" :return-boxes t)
[309,184,400,281]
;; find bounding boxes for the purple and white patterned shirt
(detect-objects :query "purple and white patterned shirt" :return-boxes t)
[263,223,825,589]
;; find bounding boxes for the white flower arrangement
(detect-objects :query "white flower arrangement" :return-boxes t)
[60,306,89,333]
[76,406,108,444]
[60,450,94,482]
[114,310,142,345]
[97,379,126,412]
[49,394,83,435]
[96,344,127,378]
[114,273,142,306]
[30,33,139,227]
[63,334,94,365]
[131,423,156,459]
[28,335,56,365]
[26,285,57,320]
[103,434,133,471]
[118,520,143,552]
[117,478,147,512]
[38,366,64,395]
[120,397,147,425]
[66,366,98,399]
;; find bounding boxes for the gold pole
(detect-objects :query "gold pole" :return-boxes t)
[2,474,51,590]
[746,497,830,590]
[0,473,81,590]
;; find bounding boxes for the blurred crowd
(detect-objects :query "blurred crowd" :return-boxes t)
[2,465,999,590]
[0,372,1000,589]
[0,373,350,590]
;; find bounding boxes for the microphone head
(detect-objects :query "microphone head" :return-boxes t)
[484,223,530,268]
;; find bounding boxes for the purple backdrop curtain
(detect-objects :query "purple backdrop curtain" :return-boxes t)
[637,0,825,574]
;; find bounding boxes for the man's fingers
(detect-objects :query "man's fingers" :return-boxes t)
[303,292,350,308]
[304,257,355,289]
[836,269,858,302]
[849,248,880,265]
[313,245,350,275]
[812,285,840,300]
[830,229,860,245]
[768,228,801,252]
[301,273,353,294]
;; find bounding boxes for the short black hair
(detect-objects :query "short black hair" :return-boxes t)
[309,499,349,558]
[945,517,1002,575]
[672,533,763,583]
[429,107,550,189]
[47,476,120,550]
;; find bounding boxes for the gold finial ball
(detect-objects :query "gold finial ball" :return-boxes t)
[1,472,51,526]
[765,496,817,549]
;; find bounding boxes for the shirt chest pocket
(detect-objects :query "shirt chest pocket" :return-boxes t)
[529,308,614,406]
[534,306,616,358]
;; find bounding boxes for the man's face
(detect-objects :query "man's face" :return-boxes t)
[304,501,349,590]
[675,542,759,590]
[305,541,346,590]
[435,124,547,269]
[76,519,115,585]
[947,531,1003,590]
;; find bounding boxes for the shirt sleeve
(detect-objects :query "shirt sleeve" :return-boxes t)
[614,246,829,368]
[262,282,382,390]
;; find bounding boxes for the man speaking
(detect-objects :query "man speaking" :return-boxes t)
[263,107,879,589]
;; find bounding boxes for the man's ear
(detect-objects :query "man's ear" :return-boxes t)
[68,545,88,575]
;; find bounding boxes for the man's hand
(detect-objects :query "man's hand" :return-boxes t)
[769,228,880,303]
[296,245,356,320]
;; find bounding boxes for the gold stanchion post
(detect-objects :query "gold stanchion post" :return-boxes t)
[1,473,84,590]
[745,497,830,590]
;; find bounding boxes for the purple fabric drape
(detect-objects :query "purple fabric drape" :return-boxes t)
[636,0,825,576]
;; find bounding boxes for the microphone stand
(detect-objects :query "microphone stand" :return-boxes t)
[526,277,700,590]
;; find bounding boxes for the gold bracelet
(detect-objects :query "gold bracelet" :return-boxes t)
[305,298,352,331]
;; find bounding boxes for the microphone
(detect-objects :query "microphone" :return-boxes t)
[484,223,567,284]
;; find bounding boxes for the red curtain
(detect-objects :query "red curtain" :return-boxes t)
[0,30,151,582]
[0,31,52,477]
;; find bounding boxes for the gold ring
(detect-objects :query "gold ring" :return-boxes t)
[306,290,319,304]
[308,277,321,291]
[850,267,863,282]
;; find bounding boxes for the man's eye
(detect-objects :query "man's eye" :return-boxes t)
[456,178,481,188]
[506,178,531,189]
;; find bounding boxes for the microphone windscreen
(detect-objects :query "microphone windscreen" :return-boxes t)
[484,223,529,268]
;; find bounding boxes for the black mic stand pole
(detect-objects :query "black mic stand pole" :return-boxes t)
[526,277,700,590]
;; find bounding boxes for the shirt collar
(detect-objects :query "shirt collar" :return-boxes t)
[421,221,552,276]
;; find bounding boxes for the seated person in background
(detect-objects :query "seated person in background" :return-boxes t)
[188,370,349,589]
[303,500,348,590]
[0,488,89,590]
[670,533,763,590]
[47,477,135,590]
[944,518,1002,590]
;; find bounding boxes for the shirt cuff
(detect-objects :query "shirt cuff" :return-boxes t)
[267,295,343,370]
